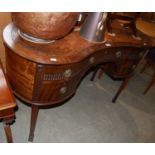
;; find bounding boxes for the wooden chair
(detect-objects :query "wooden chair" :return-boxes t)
[91,61,134,103]
[0,60,16,143]
[141,48,155,94]
[135,13,155,94]
[106,12,140,36]
[91,13,155,102]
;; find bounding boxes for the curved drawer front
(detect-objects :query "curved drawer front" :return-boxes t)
[5,47,36,101]
[93,47,128,65]
[34,74,83,104]
[32,61,90,104]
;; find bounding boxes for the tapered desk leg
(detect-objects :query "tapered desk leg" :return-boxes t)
[140,61,150,74]
[3,120,13,143]
[90,66,100,81]
[28,105,39,142]
[112,75,131,103]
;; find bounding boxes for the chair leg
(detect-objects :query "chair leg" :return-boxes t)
[3,119,13,143]
[112,75,132,103]
[143,73,155,94]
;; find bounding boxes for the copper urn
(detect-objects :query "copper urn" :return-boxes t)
[11,12,79,40]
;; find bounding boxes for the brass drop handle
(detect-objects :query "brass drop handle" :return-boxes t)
[89,57,95,64]
[64,69,72,78]
[60,86,67,94]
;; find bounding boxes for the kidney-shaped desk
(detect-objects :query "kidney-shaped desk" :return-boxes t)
[2,23,152,141]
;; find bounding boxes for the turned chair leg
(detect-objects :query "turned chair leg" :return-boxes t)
[140,58,155,94]
[143,72,155,94]
[28,105,39,142]
[112,75,132,103]
[3,119,14,143]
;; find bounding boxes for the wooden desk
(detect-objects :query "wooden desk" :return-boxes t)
[2,23,152,142]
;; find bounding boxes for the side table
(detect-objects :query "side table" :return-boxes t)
[0,60,16,143]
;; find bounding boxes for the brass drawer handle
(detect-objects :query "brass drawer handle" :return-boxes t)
[60,86,67,94]
[116,51,122,58]
[64,69,72,78]
[89,57,95,64]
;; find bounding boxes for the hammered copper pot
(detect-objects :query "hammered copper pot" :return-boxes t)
[11,12,79,40]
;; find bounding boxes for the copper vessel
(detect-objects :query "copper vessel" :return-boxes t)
[11,12,79,40]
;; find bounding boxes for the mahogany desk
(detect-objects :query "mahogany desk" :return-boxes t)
[2,23,152,141]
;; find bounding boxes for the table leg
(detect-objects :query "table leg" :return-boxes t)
[28,105,39,142]
[3,119,13,143]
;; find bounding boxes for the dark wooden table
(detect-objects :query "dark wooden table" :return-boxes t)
[2,22,152,142]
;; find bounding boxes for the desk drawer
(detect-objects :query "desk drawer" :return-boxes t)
[33,72,83,104]
[39,61,89,82]
[104,47,143,59]
[0,108,15,119]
